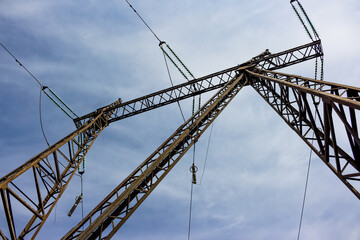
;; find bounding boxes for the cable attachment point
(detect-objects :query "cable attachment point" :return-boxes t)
[15,59,23,67]
[190,163,198,184]
[159,41,166,46]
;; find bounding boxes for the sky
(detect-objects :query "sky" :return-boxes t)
[0,0,360,239]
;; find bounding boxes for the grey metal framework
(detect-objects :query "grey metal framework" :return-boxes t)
[1,40,359,240]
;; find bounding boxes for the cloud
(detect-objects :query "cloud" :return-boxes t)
[1,0,360,239]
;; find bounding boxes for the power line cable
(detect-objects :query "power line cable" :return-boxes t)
[39,86,51,147]
[162,51,186,122]
[187,181,194,240]
[199,122,214,185]
[1,42,43,86]
[297,113,317,240]
[0,42,78,119]
[297,146,312,240]
[124,0,161,43]
[188,143,198,240]
[123,4,203,238]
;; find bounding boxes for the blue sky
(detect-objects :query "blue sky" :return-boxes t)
[1,0,360,239]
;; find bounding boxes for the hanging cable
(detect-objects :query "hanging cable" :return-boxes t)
[39,86,51,147]
[124,0,201,112]
[297,146,312,240]
[297,111,318,240]
[188,141,198,240]
[0,42,78,119]
[162,51,186,122]
[124,4,203,238]
[199,122,214,185]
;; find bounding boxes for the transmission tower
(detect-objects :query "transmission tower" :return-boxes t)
[1,37,359,240]
[1,2,360,240]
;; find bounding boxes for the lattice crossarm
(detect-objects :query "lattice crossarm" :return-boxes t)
[73,42,323,129]
[255,40,322,70]
[248,68,360,110]
[248,69,360,199]
[0,100,121,240]
[62,69,248,239]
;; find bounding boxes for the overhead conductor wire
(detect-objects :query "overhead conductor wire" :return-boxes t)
[290,1,324,238]
[162,51,186,122]
[124,0,189,121]
[1,41,84,220]
[124,2,207,239]
[0,42,78,119]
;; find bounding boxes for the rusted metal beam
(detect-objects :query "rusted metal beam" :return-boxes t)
[0,100,121,240]
[0,41,325,239]
[0,189,16,240]
[73,41,323,128]
[63,70,248,240]
[248,68,360,199]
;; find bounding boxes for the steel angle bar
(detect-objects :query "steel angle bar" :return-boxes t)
[63,69,248,240]
[0,100,121,240]
[248,68,360,199]
[74,41,323,127]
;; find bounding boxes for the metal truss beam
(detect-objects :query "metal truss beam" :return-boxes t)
[62,69,248,240]
[0,41,323,239]
[248,68,360,198]
[74,41,322,127]
[0,100,121,240]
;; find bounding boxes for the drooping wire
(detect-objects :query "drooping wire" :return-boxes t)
[290,2,323,234]
[297,111,318,240]
[124,0,201,119]
[39,86,51,147]
[297,53,324,237]
[187,181,194,240]
[124,3,203,238]
[199,122,214,185]
[297,146,313,240]
[0,42,78,119]
[162,51,186,122]
[188,142,197,240]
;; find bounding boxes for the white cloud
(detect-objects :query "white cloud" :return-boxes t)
[1,0,360,239]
